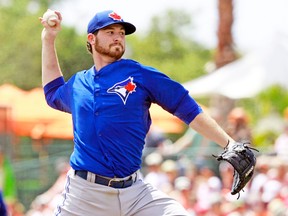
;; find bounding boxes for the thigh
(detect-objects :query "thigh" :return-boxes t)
[121,181,189,216]
[54,169,120,216]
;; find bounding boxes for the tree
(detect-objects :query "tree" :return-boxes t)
[128,9,212,83]
[214,0,237,68]
[0,0,92,89]
[210,0,238,127]
[0,3,212,89]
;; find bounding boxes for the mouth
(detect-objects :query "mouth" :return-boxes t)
[111,43,123,49]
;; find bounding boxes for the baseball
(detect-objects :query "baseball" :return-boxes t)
[43,10,58,27]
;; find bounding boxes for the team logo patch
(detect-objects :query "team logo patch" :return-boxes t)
[107,77,136,105]
[109,12,123,21]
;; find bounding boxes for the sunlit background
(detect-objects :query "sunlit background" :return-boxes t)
[0,0,288,215]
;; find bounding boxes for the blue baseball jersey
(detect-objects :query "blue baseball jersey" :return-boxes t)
[44,59,203,178]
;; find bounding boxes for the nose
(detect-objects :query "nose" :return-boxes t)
[113,32,124,42]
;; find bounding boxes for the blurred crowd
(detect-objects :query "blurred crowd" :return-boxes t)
[142,151,288,216]
[141,107,288,216]
[1,106,288,215]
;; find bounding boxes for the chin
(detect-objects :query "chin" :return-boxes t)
[111,50,125,59]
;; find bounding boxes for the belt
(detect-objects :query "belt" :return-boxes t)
[75,170,137,188]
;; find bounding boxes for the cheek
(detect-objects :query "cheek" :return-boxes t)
[95,39,107,48]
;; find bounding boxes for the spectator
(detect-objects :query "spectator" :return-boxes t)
[174,176,195,214]
[160,109,223,176]
[0,190,7,216]
[161,109,223,156]
[143,152,170,191]
[143,125,172,158]
[274,121,288,158]
[267,198,288,216]
[261,157,287,204]
[145,126,171,149]
[249,155,270,204]
[160,159,179,194]
[193,165,222,214]
[27,158,70,215]
[226,107,252,142]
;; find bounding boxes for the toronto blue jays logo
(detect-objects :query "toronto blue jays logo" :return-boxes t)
[109,12,123,21]
[107,77,137,105]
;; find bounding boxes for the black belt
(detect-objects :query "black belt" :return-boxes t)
[75,170,136,188]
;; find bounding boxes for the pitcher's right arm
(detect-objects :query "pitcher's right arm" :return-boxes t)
[39,10,63,86]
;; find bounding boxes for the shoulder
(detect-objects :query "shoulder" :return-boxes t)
[72,66,95,82]
[75,66,94,76]
[119,59,161,73]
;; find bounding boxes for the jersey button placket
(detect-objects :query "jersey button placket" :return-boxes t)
[94,76,101,116]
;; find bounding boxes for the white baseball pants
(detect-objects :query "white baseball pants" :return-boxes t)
[54,169,189,216]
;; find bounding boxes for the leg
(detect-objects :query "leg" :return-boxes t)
[120,180,189,216]
[54,169,120,216]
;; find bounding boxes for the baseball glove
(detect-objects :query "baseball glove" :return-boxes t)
[213,141,258,198]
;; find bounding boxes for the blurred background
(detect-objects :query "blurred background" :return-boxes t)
[0,0,288,215]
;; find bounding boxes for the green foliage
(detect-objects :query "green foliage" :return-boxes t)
[253,130,278,149]
[1,0,287,210]
[56,29,93,80]
[257,85,288,115]
[238,85,288,149]
[0,0,41,89]
[1,0,286,150]
[0,5,211,89]
[0,0,92,89]
[239,85,288,124]
[128,9,212,83]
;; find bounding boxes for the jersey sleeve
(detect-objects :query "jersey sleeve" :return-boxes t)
[43,76,72,113]
[142,66,203,125]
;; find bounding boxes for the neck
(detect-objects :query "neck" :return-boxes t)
[93,54,120,71]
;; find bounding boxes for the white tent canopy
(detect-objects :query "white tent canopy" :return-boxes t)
[183,34,288,99]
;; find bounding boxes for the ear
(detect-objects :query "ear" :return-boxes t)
[87,33,95,44]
